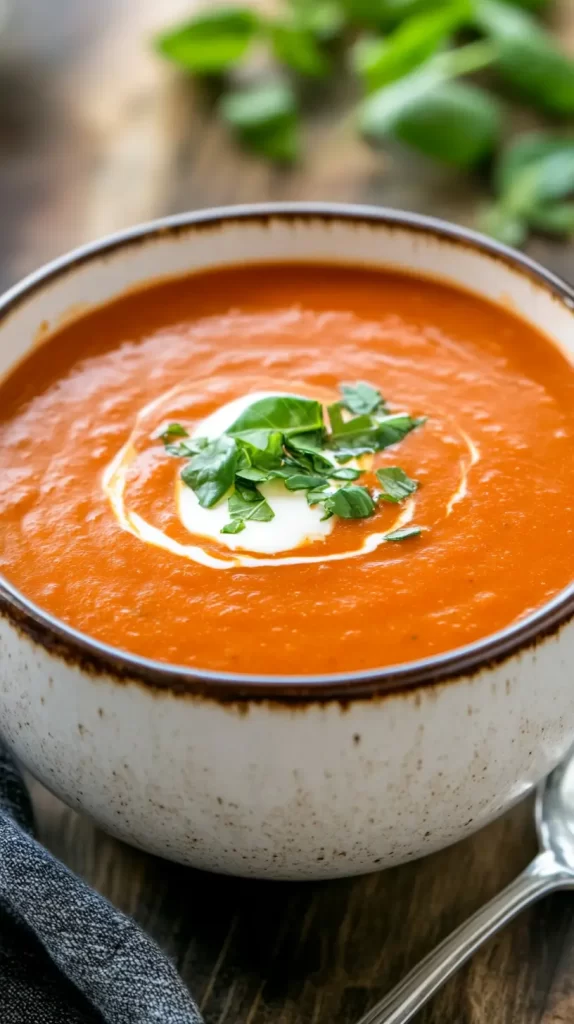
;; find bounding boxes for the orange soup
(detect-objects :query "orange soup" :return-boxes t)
[1,262,574,675]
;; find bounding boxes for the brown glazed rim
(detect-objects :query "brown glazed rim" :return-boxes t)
[1,201,574,703]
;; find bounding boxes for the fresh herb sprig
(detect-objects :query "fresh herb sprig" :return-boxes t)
[158,383,424,538]
[155,0,574,245]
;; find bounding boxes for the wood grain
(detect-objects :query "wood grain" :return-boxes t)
[2,0,574,1020]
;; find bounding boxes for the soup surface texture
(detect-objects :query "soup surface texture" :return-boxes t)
[1,262,574,676]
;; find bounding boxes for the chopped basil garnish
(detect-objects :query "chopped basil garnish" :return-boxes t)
[161,382,428,536]
[221,486,275,534]
[165,437,208,458]
[341,381,388,416]
[180,435,237,508]
[284,474,330,491]
[227,395,323,437]
[323,485,376,519]
[376,467,419,503]
[221,519,246,535]
[329,466,361,481]
[159,422,189,440]
[385,526,423,542]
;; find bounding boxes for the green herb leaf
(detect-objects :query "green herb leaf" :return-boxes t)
[478,203,528,247]
[353,1,472,93]
[384,525,423,541]
[329,466,362,480]
[376,466,419,502]
[476,0,574,115]
[527,202,574,236]
[284,473,330,490]
[359,41,496,144]
[331,413,424,454]
[220,82,300,163]
[159,422,188,440]
[289,0,346,40]
[227,488,275,524]
[340,381,387,415]
[234,429,284,471]
[483,133,574,245]
[180,435,237,508]
[307,487,332,505]
[330,412,374,443]
[270,22,331,77]
[221,519,246,534]
[228,395,324,437]
[375,414,426,448]
[164,436,210,458]
[495,134,574,215]
[323,485,376,518]
[155,7,259,74]
[285,432,335,474]
[236,466,271,482]
[384,78,502,166]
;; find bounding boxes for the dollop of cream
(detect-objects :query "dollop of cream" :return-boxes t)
[103,388,479,570]
[177,392,334,554]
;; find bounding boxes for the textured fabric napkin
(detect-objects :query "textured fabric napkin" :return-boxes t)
[0,741,204,1024]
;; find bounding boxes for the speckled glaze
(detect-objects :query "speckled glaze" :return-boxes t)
[1,205,574,880]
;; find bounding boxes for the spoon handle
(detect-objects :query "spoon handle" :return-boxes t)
[355,850,567,1024]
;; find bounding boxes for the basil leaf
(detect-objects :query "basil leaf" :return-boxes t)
[165,437,209,458]
[233,480,261,503]
[340,381,387,415]
[328,402,346,433]
[343,0,458,28]
[270,23,331,77]
[375,414,426,448]
[290,0,346,40]
[478,204,528,247]
[284,474,330,491]
[495,135,574,215]
[391,80,502,167]
[307,487,331,506]
[285,433,334,474]
[527,202,574,236]
[385,525,423,541]
[329,466,362,480]
[331,412,375,443]
[221,520,246,535]
[376,466,419,502]
[159,422,188,440]
[220,83,300,163]
[228,489,275,523]
[476,0,574,115]
[234,429,284,470]
[180,435,237,508]
[353,1,472,93]
[236,466,271,483]
[324,485,376,518]
[155,7,259,74]
[228,395,323,438]
[331,413,423,454]
[360,41,495,142]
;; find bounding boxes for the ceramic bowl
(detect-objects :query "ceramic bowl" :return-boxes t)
[1,204,574,879]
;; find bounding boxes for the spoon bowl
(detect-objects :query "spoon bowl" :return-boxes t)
[357,748,574,1024]
[537,747,574,873]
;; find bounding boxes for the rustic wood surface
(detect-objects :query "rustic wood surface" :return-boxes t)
[2,1,574,1021]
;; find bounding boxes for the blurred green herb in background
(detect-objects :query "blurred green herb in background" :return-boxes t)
[155,0,574,246]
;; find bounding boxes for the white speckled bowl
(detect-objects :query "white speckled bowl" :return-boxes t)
[1,204,574,880]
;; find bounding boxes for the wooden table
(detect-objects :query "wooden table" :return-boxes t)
[3,2,574,1021]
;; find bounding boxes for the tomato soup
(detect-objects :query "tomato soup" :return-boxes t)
[1,262,574,676]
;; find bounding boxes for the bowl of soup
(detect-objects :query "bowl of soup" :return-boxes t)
[1,204,574,879]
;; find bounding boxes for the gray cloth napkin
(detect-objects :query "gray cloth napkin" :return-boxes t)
[0,741,204,1024]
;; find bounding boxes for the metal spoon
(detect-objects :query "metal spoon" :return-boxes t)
[356,748,574,1024]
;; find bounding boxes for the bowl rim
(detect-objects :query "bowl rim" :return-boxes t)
[1,200,574,702]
